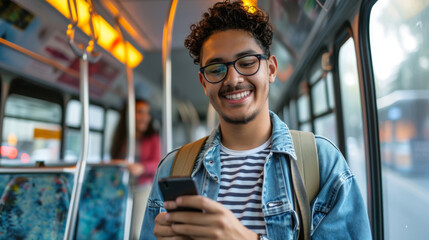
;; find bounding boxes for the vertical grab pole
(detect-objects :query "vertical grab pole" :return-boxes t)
[63,1,101,239]
[162,0,179,154]
[126,66,136,164]
[64,53,90,240]
[123,48,136,240]
[115,18,136,239]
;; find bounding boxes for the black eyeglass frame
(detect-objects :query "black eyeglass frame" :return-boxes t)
[199,54,269,84]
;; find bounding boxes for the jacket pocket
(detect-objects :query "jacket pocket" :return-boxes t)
[263,201,295,240]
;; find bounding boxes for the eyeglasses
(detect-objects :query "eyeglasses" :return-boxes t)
[200,54,268,84]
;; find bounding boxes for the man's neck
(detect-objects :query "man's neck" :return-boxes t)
[219,109,272,151]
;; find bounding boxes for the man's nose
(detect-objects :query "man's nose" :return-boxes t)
[222,64,243,86]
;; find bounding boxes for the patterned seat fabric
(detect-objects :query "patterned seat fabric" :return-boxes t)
[0,166,129,240]
[76,166,128,240]
[0,174,72,240]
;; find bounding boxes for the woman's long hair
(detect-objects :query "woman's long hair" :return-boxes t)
[110,98,157,159]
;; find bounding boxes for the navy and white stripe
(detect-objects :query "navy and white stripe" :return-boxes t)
[217,139,271,235]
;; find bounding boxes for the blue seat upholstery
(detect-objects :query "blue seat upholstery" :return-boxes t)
[75,166,128,240]
[0,166,129,240]
[0,174,72,240]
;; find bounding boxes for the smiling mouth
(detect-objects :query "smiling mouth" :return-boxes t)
[224,90,251,100]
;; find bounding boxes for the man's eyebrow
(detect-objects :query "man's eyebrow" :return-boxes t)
[204,50,259,65]
[235,50,258,58]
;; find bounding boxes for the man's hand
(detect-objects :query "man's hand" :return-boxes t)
[161,195,259,240]
[153,211,192,240]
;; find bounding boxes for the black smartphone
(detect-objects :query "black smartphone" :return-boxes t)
[158,177,202,212]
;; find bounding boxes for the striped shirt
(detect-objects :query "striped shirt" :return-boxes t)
[217,138,271,235]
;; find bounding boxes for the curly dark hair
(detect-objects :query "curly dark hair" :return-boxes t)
[184,0,273,65]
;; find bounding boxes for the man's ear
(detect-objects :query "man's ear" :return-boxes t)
[199,72,208,96]
[268,55,278,84]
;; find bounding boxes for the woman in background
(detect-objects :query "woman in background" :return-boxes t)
[111,98,161,240]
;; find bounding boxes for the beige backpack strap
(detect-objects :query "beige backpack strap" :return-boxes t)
[290,130,319,202]
[290,130,319,240]
[170,136,209,177]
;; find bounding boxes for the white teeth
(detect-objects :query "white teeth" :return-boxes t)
[225,91,251,100]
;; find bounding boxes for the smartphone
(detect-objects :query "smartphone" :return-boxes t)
[158,177,202,212]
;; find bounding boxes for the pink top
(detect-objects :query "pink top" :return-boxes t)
[136,134,161,185]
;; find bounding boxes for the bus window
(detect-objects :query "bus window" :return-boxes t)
[64,99,105,163]
[314,114,337,144]
[297,93,313,132]
[1,94,61,165]
[104,109,120,160]
[312,78,328,116]
[300,123,312,133]
[326,73,335,110]
[297,94,310,123]
[338,37,367,208]
[66,100,105,130]
[288,99,298,130]
[309,58,338,146]
[370,1,429,239]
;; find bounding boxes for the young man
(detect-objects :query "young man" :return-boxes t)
[141,1,371,239]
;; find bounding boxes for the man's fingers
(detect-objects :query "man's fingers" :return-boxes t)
[171,223,219,239]
[154,212,193,239]
[164,200,178,210]
[153,224,176,237]
[155,212,171,225]
[175,195,224,213]
[165,211,217,226]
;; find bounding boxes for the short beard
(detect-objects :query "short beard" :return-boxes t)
[220,110,259,125]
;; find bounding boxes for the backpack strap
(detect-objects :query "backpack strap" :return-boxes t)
[290,130,320,202]
[290,130,319,240]
[170,136,208,177]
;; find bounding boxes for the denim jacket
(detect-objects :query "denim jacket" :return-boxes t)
[140,112,372,240]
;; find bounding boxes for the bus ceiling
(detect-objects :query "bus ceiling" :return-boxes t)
[1,0,362,117]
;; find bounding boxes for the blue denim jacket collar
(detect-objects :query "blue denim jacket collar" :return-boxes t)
[191,111,297,181]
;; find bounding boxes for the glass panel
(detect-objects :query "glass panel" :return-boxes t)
[327,72,335,109]
[88,132,102,163]
[282,105,290,124]
[288,99,298,129]
[66,99,81,128]
[338,38,367,208]
[104,109,120,160]
[5,94,61,123]
[64,129,80,163]
[1,118,61,165]
[89,105,104,130]
[299,123,312,132]
[314,113,337,146]
[309,57,323,85]
[66,100,104,130]
[64,129,103,163]
[370,1,429,239]
[311,79,328,116]
[298,94,310,122]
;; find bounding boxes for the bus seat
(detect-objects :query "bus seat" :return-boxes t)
[0,174,72,240]
[0,175,12,198]
[76,166,128,240]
